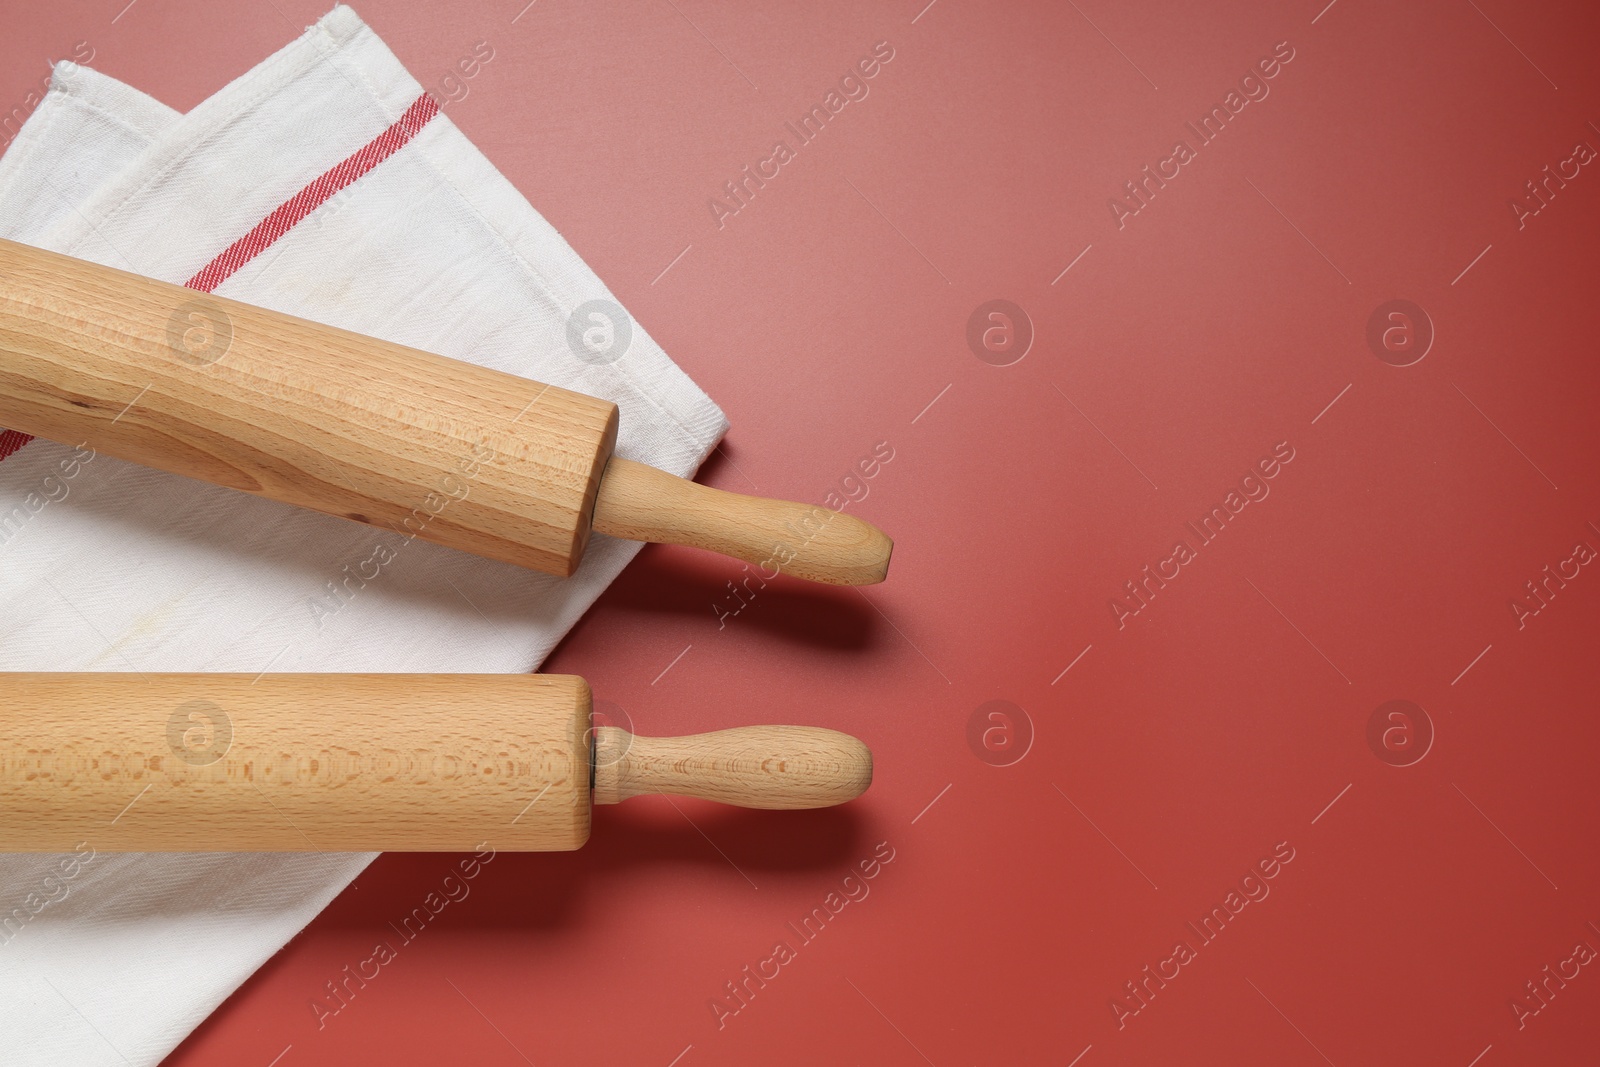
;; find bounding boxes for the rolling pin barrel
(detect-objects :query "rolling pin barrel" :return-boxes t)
[0,238,615,576]
[0,674,873,852]
[0,238,892,584]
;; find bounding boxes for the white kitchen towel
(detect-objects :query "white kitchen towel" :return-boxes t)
[0,7,727,1064]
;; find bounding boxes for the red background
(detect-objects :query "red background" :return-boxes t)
[6,1,1600,1064]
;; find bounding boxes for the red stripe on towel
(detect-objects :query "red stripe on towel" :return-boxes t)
[185,92,440,293]
[0,429,31,461]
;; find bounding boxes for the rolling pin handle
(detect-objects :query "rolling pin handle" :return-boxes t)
[591,457,892,586]
[592,725,872,809]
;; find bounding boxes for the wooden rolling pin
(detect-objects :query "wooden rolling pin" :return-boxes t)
[0,674,872,852]
[0,238,891,585]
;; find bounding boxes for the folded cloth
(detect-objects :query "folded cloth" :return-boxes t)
[0,7,726,1064]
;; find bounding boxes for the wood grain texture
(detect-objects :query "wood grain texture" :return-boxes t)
[0,238,895,585]
[0,238,618,576]
[594,457,893,585]
[0,673,592,852]
[592,724,872,809]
